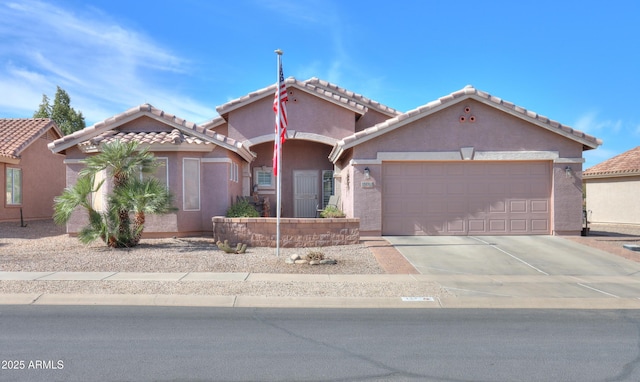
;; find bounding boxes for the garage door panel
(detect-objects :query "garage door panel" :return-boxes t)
[531,219,549,232]
[510,220,528,232]
[469,183,489,195]
[382,161,550,235]
[468,219,486,233]
[447,219,465,233]
[447,183,465,194]
[426,183,446,195]
[531,200,549,213]
[487,220,506,233]
[489,201,507,213]
[510,200,527,213]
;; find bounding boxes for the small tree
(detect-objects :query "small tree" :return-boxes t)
[54,140,175,248]
[34,86,85,135]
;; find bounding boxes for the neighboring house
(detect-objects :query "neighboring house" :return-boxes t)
[1,118,65,222]
[49,79,601,237]
[583,146,640,226]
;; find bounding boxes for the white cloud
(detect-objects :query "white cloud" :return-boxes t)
[574,111,623,135]
[0,0,212,124]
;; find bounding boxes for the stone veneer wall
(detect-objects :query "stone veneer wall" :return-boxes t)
[212,217,360,248]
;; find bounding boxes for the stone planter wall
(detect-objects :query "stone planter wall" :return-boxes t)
[212,217,360,248]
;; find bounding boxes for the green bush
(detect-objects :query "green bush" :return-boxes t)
[226,199,260,217]
[320,205,345,218]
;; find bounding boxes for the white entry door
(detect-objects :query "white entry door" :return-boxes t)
[294,170,319,218]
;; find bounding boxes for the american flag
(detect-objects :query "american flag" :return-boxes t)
[273,61,288,176]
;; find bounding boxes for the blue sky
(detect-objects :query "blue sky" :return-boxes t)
[0,0,638,169]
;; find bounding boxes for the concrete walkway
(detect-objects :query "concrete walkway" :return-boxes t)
[3,271,640,309]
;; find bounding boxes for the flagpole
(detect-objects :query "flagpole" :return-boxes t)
[275,49,283,257]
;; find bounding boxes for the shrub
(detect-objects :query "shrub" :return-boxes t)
[306,251,325,261]
[320,205,345,218]
[226,199,260,217]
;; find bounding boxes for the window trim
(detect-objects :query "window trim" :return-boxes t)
[182,158,201,211]
[151,157,169,188]
[321,170,334,209]
[5,167,22,206]
[254,167,274,190]
[230,162,239,183]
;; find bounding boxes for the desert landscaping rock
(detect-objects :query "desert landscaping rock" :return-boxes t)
[0,220,457,298]
[0,220,382,275]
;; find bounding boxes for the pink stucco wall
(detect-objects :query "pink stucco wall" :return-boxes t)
[63,142,245,238]
[227,89,357,143]
[1,130,65,222]
[250,140,333,217]
[347,100,586,235]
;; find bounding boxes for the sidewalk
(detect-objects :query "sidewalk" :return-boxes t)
[3,271,640,309]
[3,227,640,309]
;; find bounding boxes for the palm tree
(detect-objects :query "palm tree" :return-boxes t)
[53,173,114,245]
[111,177,176,246]
[54,140,174,248]
[80,141,157,242]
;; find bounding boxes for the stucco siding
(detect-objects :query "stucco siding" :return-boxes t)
[347,100,586,235]
[119,116,174,133]
[585,176,640,225]
[1,132,64,222]
[250,140,333,217]
[355,101,581,159]
[227,89,356,144]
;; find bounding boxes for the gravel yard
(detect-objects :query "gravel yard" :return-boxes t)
[7,220,635,299]
[0,220,450,298]
[0,220,383,274]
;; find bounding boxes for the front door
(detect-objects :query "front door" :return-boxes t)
[294,170,319,218]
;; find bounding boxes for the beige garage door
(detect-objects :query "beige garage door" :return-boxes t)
[382,161,551,235]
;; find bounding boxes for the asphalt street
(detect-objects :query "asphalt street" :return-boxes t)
[2,306,640,382]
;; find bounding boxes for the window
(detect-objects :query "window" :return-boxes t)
[183,158,200,211]
[322,170,334,208]
[230,162,239,183]
[134,157,168,187]
[149,157,168,187]
[5,168,22,205]
[254,167,274,189]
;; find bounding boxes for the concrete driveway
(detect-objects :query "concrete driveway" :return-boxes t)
[385,235,640,300]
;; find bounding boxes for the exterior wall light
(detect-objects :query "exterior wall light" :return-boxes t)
[364,167,371,179]
[565,166,572,177]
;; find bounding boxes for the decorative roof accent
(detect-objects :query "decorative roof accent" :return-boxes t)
[329,85,602,162]
[0,118,62,161]
[48,104,255,162]
[583,146,640,178]
[215,77,400,118]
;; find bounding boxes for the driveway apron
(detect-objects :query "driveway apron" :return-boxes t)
[385,235,640,299]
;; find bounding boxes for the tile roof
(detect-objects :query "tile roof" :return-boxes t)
[329,85,602,162]
[583,146,640,178]
[48,104,254,162]
[79,129,212,148]
[0,118,61,160]
[215,77,400,118]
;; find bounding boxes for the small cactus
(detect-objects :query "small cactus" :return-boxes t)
[217,240,248,254]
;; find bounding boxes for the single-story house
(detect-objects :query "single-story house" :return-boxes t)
[1,118,65,222]
[49,78,601,237]
[583,146,640,226]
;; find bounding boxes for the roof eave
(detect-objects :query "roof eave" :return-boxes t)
[330,91,602,163]
[215,78,372,117]
[583,171,640,179]
[49,107,255,161]
[467,94,602,150]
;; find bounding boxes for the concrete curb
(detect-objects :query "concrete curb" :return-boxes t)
[2,293,640,309]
